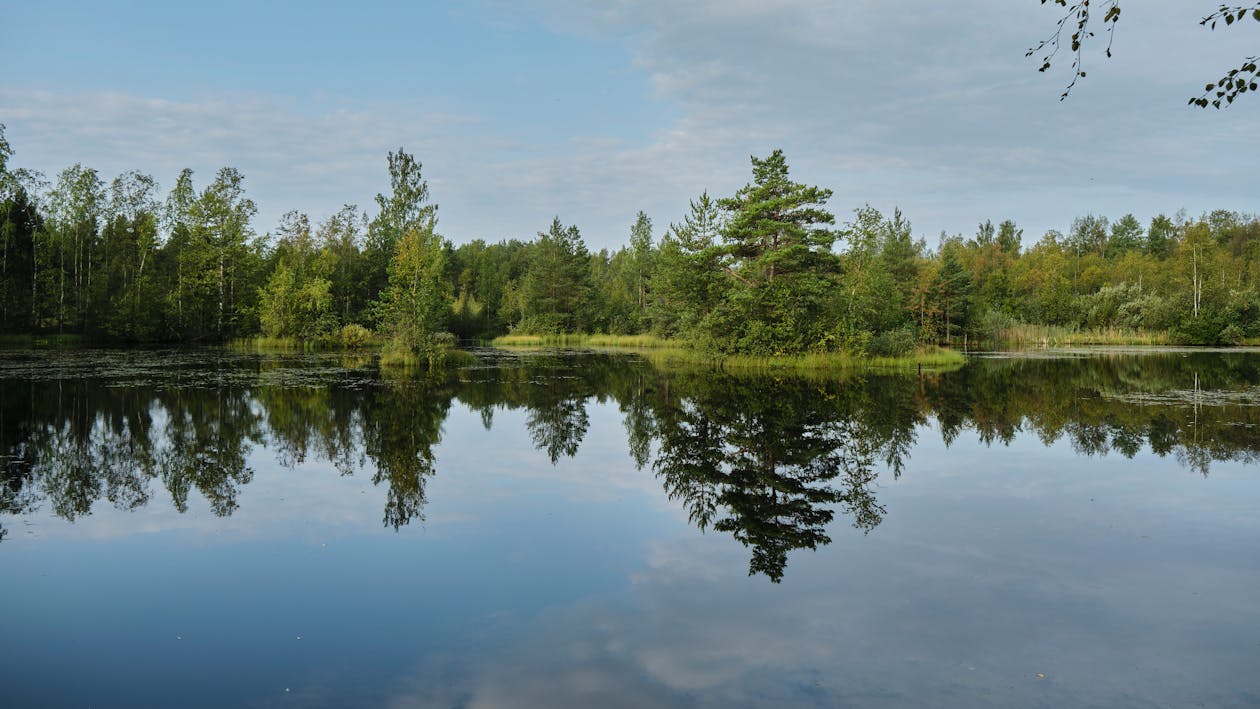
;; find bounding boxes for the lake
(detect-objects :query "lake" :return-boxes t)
[2,347,1258,707]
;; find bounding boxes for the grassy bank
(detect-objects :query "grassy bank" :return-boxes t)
[230,325,382,352]
[379,346,476,368]
[639,345,965,375]
[988,324,1174,348]
[0,334,91,348]
[492,332,964,373]
[491,333,677,348]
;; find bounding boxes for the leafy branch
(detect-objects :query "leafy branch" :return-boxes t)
[1029,1,1259,108]
[1026,0,1122,100]
[1190,5,1260,107]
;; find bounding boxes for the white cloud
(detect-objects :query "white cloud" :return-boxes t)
[2,1,1257,251]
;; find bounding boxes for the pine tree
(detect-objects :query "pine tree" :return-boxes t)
[650,191,725,337]
[519,217,593,333]
[707,150,838,354]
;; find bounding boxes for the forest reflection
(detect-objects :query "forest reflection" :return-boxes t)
[2,350,1258,579]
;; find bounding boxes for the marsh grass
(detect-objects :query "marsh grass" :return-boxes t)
[379,345,476,369]
[231,328,384,353]
[989,324,1173,348]
[492,333,677,348]
[230,336,311,352]
[0,334,89,348]
[494,334,965,375]
[643,346,965,374]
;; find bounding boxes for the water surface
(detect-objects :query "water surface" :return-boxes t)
[2,348,1258,707]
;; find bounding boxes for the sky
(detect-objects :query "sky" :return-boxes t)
[2,0,1257,250]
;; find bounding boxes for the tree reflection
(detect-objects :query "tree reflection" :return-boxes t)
[643,374,901,581]
[0,348,1257,583]
[365,371,452,529]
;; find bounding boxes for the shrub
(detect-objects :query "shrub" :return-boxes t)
[338,324,373,349]
[1218,324,1246,345]
[867,326,918,357]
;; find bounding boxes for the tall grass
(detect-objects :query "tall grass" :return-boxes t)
[629,344,965,375]
[989,324,1174,348]
[713,347,963,373]
[492,332,964,372]
[378,346,475,368]
[229,336,310,351]
[230,326,382,352]
[0,333,89,348]
[491,333,676,348]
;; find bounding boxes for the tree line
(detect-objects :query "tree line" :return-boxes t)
[3,125,1259,355]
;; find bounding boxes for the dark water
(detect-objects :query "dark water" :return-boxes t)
[2,347,1259,708]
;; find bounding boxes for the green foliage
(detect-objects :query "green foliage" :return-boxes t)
[833,205,899,349]
[702,150,838,355]
[256,211,339,339]
[0,124,10,181]
[169,167,261,340]
[650,192,725,338]
[317,204,368,324]
[929,241,972,345]
[997,219,1023,255]
[517,217,593,334]
[365,149,436,303]
[258,264,336,339]
[866,326,919,357]
[1107,213,1144,256]
[1031,1,1259,108]
[337,323,373,348]
[377,227,452,356]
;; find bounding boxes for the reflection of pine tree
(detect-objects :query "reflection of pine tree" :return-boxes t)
[620,374,657,471]
[648,375,900,582]
[656,403,725,530]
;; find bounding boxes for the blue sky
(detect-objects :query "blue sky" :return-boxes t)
[2,0,1257,249]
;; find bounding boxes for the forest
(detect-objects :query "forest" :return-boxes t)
[2,123,1259,358]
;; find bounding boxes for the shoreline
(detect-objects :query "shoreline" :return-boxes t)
[488,334,966,372]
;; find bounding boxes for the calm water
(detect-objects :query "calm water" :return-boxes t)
[2,347,1259,708]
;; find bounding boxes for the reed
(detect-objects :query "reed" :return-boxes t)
[229,336,310,351]
[491,333,677,348]
[230,327,384,352]
[0,334,89,348]
[990,324,1174,348]
[633,344,965,375]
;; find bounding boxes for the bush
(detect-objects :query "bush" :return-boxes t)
[867,326,918,357]
[428,331,457,350]
[380,331,460,368]
[1219,324,1246,345]
[972,309,1019,343]
[338,324,373,349]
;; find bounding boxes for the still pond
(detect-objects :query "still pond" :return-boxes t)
[2,347,1258,707]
